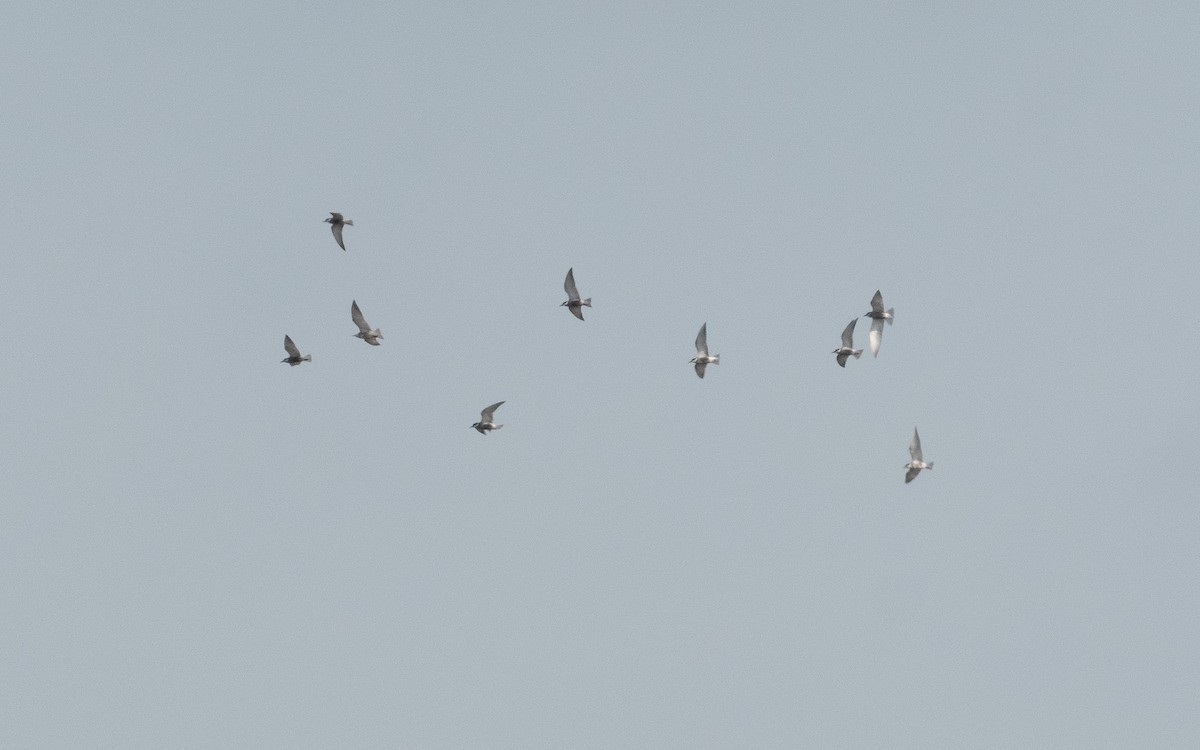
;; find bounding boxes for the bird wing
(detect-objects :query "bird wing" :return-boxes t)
[481,401,505,421]
[564,268,580,301]
[329,212,344,222]
[694,361,707,378]
[569,304,585,321]
[870,290,885,314]
[905,466,921,483]
[331,222,346,251]
[840,318,857,348]
[351,300,370,333]
[909,428,923,461]
[836,352,849,368]
[695,323,708,356]
[283,335,300,357]
[869,318,883,358]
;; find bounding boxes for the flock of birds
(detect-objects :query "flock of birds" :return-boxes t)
[284,212,934,484]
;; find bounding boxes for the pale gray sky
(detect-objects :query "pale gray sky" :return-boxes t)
[2,2,1198,747]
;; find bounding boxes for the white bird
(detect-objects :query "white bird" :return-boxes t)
[561,267,592,320]
[905,427,934,484]
[691,323,720,378]
[863,289,895,358]
[281,335,312,366]
[833,318,864,367]
[472,401,505,434]
[351,300,383,345]
[324,212,353,251]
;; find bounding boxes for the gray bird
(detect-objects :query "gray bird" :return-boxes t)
[905,427,934,484]
[561,267,592,320]
[324,212,354,251]
[350,300,383,345]
[833,318,864,367]
[691,323,720,378]
[472,401,505,434]
[864,290,895,358]
[281,335,312,366]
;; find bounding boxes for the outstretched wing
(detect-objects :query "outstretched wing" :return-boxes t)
[870,289,885,314]
[695,323,708,356]
[481,401,505,421]
[694,362,707,378]
[905,466,921,483]
[840,318,857,348]
[283,335,300,358]
[909,427,923,462]
[563,268,580,301]
[331,222,346,251]
[351,300,370,333]
[836,352,849,368]
[869,318,884,358]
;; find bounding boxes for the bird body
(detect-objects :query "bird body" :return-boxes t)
[864,290,895,358]
[691,322,720,378]
[833,318,864,367]
[561,267,592,320]
[905,427,934,483]
[350,300,383,345]
[472,401,505,434]
[281,335,312,366]
[324,212,353,251]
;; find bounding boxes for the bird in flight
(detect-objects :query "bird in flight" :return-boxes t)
[864,290,895,358]
[324,212,354,251]
[280,335,311,366]
[833,318,864,367]
[905,427,934,483]
[472,401,506,434]
[350,300,383,345]
[691,323,720,378]
[561,267,592,320]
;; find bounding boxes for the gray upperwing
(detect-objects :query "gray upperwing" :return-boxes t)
[283,335,300,357]
[564,268,580,301]
[481,401,505,422]
[840,318,857,349]
[909,427,923,462]
[351,300,370,333]
[331,222,346,251]
[870,289,885,313]
[695,323,708,356]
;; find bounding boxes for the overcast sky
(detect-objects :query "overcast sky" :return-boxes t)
[3,2,1198,747]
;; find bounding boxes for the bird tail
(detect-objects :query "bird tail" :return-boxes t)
[344,219,354,226]
[582,298,592,307]
[712,354,720,364]
[853,349,863,359]
[493,424,504,430]
[926,461,933,470]
[886,308,894,326]
[303,354,312,362]
[373,328,382,339]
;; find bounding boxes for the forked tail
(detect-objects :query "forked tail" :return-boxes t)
[886,308,894,325]
[582,298,592,307]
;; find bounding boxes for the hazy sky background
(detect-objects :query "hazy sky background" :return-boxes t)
[3,2,1198,747]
